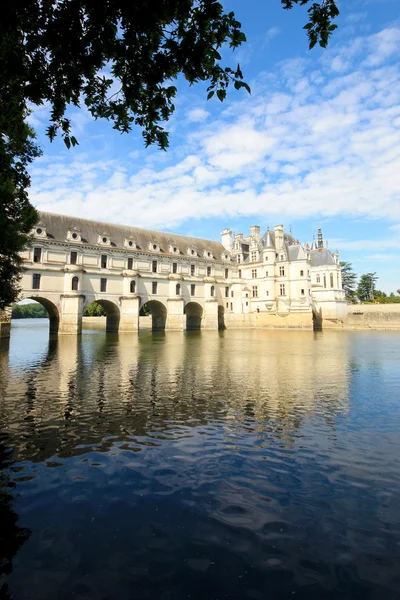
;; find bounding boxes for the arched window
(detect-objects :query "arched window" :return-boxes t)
[330,273,334,288]
[210,285,215,297]
[176,283,181,295]
[130,280,136,293]
[316,274,320,283]
[71,276,79,291]
[324,274,327,289]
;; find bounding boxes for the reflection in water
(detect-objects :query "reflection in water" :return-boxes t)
[0,444,30,600]
[0,322,400,599]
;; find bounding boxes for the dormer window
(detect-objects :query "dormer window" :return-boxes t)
[67,229,82,243]
[149,242,160,252]
[187,247,197,257]
[33,223,47,238]
[169,245,180,255]
[98,233,111,246]
[203,250,213,259]
[124,238,136,249]
[221,253,230,262]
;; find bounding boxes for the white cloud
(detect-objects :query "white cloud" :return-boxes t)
[29,26,400,231]
[265,27,281,42]
[186,108,209,123]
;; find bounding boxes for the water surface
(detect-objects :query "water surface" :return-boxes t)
[1,320,400,599]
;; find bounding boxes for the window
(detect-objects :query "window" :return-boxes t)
[330,273,334,288]
[191,264,195,276]
[207,266,212,276]
[231,291,234,297]
[71,276,79,291]
[225,286,229,298]
[172,262,177,274]
[176,283,181,295]
[252,269,257,278]
[226,302,229,308]
[70,251,77,265]
[280,284,286,296]
[191,284,195,296]
[127,257,133,270]
[252,286,258,298]
[264,256,268,262]
[237,255,241,263]
[256,307,260,313]
[33,247,42,263]
[130,280,136,293]
[224,268,229,279]
[245,292,249,298]
[316,274,321,283]
[152,260,157,273]
[266,290,269,296]
[300,270,304,276]
[32,273,41,290]
[210,285,215,297]
[251,251,257,262]
[280,255,284,261]
[324,275,327,289]
[265,271,268,277]
[101,254,107,269]
[301,288,305,295]
[246,301,249,307]
[100,278,107,292]
[279,266,285,276]
[230,302,233,311]
[152,281,158,294]
[238,270,242,279]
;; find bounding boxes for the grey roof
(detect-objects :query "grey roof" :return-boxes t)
[288,246,300,261]
[37,212,227,257]
[309,248,336,267]
[260,229,295,248]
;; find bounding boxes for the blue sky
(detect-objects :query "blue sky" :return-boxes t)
[27,0,400,293]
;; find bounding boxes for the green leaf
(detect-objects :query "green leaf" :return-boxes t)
[207,90,215,100]
[216,89,226,102]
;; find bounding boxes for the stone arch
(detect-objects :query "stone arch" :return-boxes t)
[85,299,120,332]
[184,301,203,331]
[21,296,60,334]
[218,305,226,330]
[141,300,167,331]
[130,280,136,293]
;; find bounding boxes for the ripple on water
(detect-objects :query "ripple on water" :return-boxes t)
[1,327,400,599]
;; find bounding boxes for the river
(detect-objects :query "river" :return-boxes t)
[0,319,399,599]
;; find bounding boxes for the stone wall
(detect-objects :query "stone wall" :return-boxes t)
[223,311,313,330]
[345,304,400,330]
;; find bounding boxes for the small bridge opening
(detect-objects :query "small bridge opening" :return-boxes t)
[140,300,167,331]
[218,305,226,330]
[185,302,203,331]
[12,298,60,334]
[84,300,120,333]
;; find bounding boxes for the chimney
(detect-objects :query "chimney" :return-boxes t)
[274,224,284,250]
[221,228,233,251]
[250,225,260,240]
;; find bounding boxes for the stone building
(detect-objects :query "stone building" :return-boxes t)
[0,212,347,337]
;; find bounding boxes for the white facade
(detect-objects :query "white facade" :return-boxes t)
[6,212,346,335]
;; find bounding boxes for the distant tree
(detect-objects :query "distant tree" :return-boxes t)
[397,289,400,295]
[357,273,378,302]
[83,302,106,317]
[139,304,151,317]
[340,262,357,302]
[12,303,48,319]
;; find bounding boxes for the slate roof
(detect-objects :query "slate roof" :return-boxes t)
[37,212,227,258]
[309,248,336,266]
